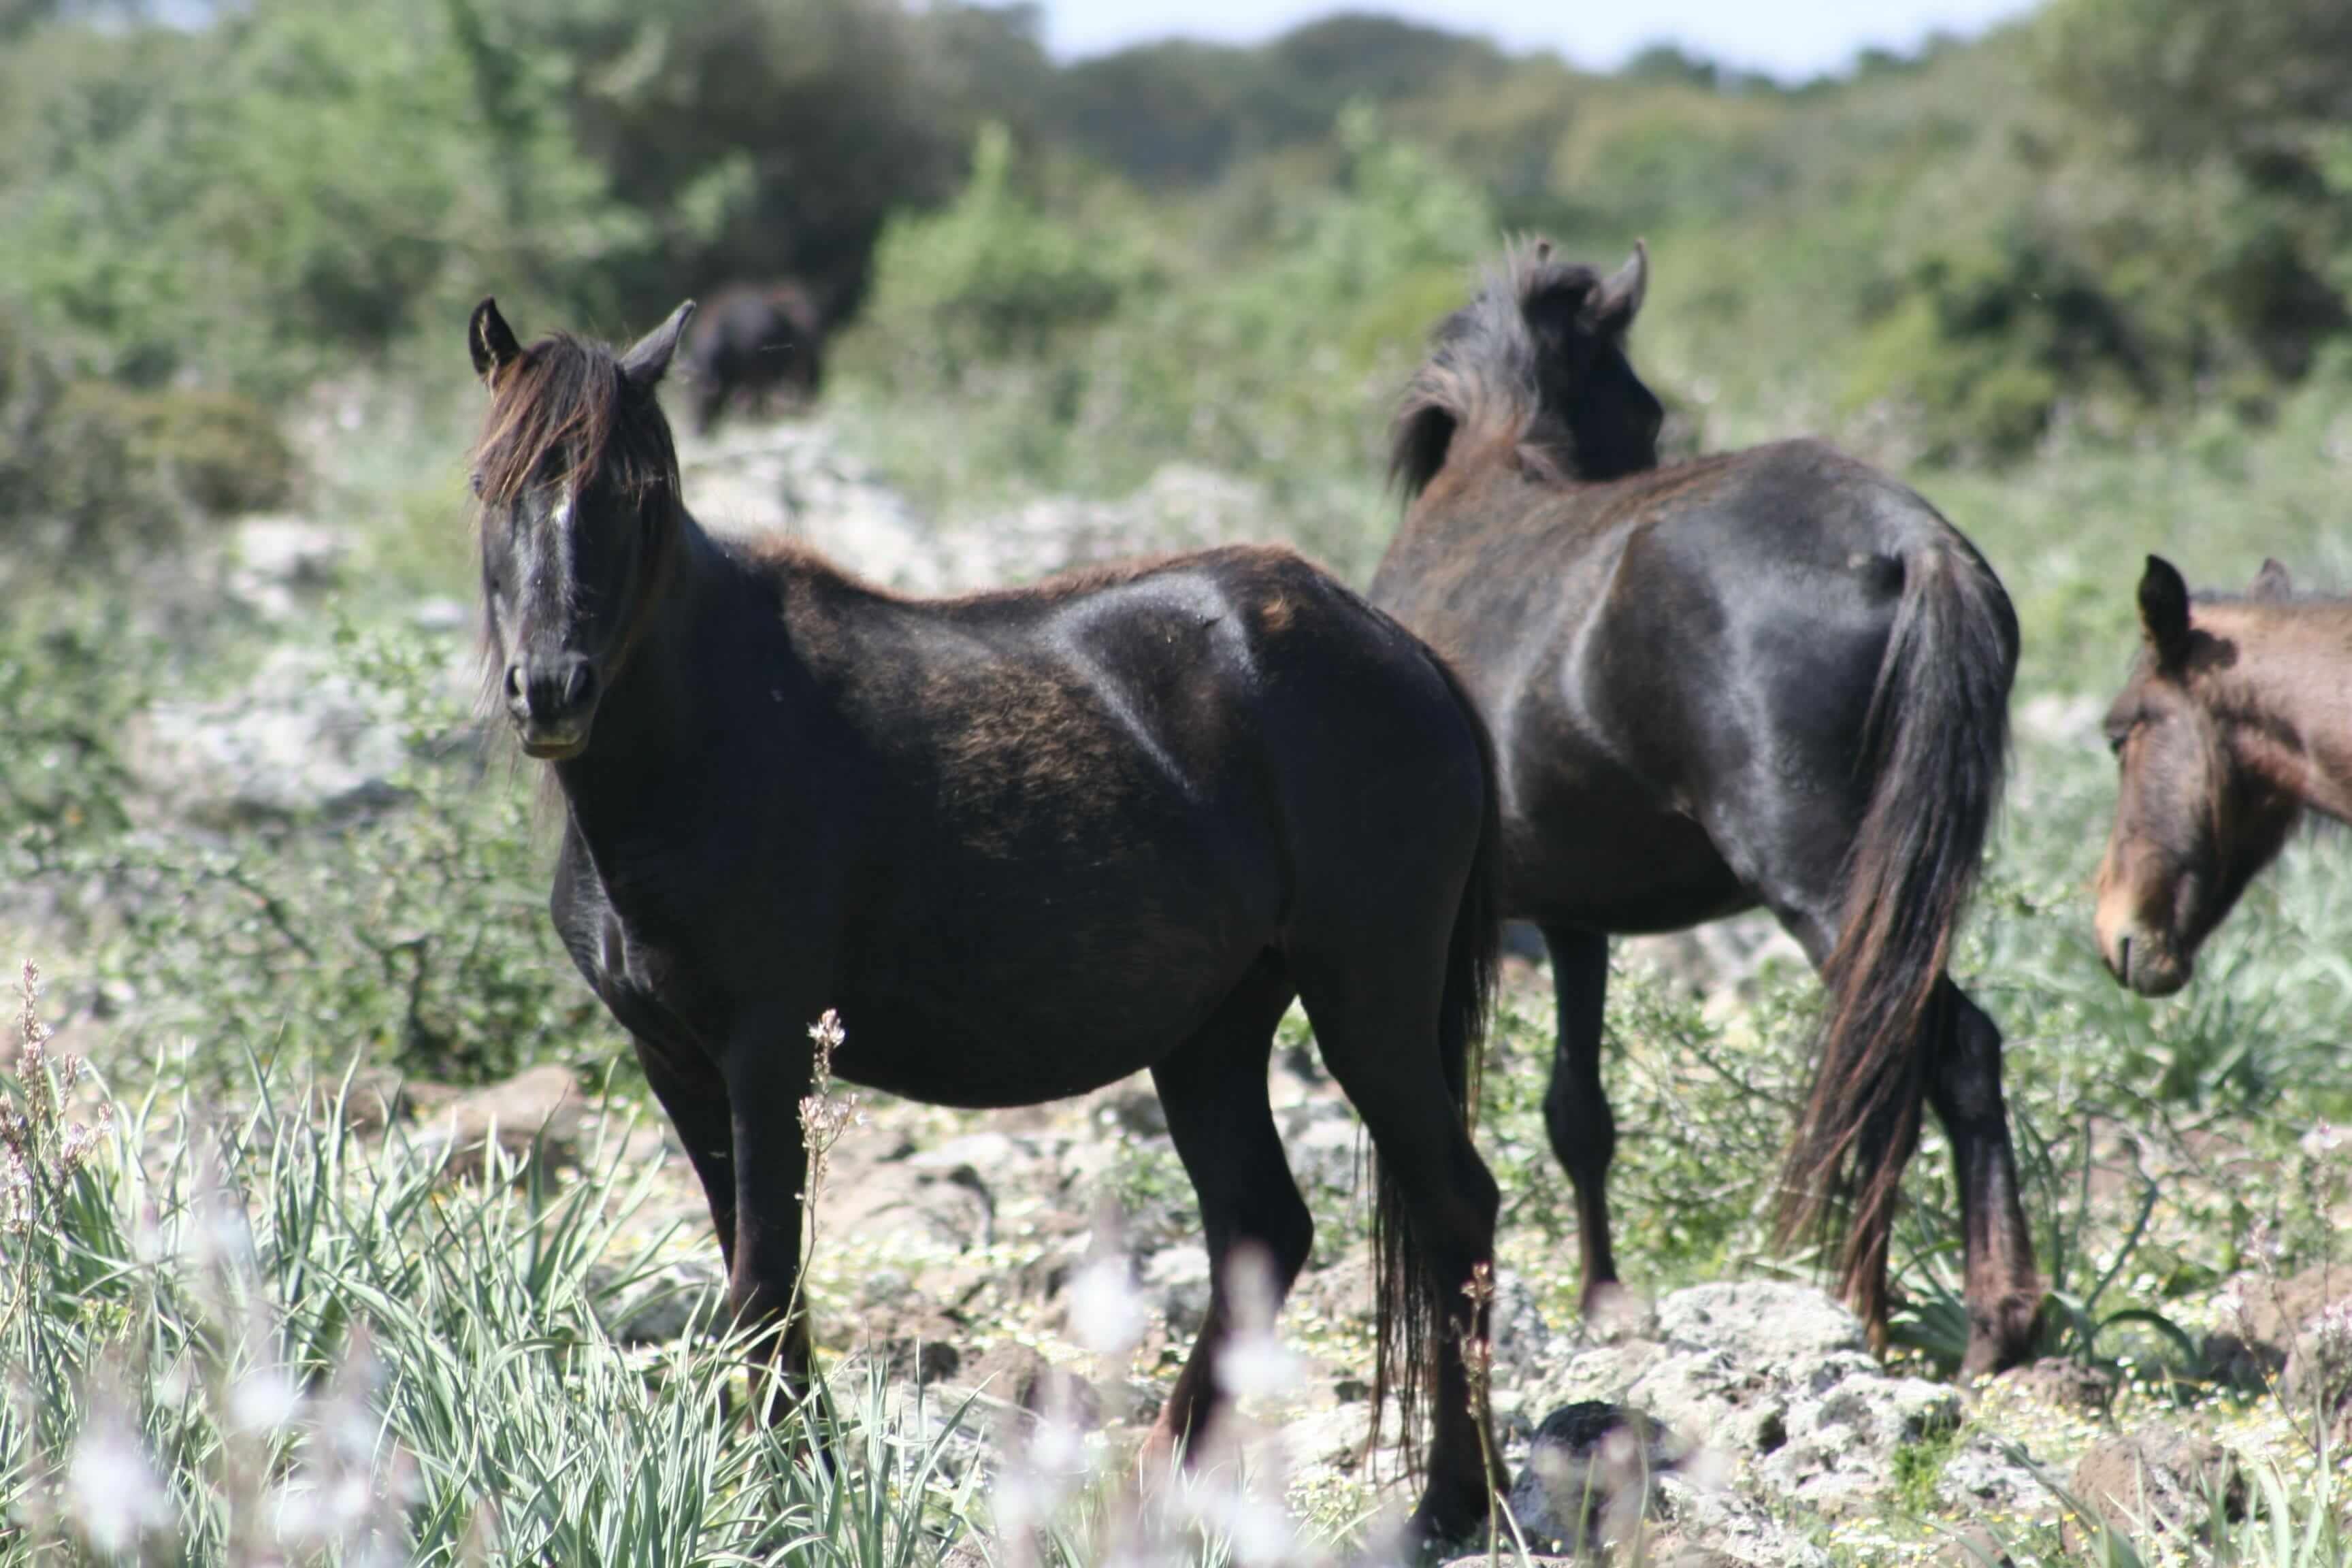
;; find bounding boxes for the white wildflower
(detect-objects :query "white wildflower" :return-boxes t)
[1068,1252,1147,1360]
[230,1363,301,1433]
[1216,1244,1299,1403]
[65,1397,171,1554]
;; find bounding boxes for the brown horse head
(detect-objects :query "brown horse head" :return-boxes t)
[466,297,694,759]
[2094,554,2303,995]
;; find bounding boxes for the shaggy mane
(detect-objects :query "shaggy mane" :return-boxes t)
[1390,240,1608,500]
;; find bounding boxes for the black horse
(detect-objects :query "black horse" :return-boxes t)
[682,280,824,434]
[464,297,1507,1539]
[1369,242,2038,1377]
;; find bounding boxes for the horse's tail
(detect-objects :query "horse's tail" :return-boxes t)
[1371,643,1502,1475]
[1775,532,2016,1338]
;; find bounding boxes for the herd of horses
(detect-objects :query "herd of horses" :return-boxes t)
[462,240,2340,1546]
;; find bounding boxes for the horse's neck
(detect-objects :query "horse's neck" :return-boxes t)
[2218,607,2352,821]
[554,512,774,833]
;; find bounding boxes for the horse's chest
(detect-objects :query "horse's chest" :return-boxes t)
[557,845,738,1031]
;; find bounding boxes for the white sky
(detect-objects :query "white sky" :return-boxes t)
[1040,0,2043,79]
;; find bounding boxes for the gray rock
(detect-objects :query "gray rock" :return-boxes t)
[1488,1269,1566,1386]
[1652,1282,1866,1371]
[1279,1400,1372,1473]
[1619,913,1807,1008]
[1991,1356,2114,1418]
[1752,1357,1961,1514]
[1529,1283,1965,1518]
[1939,1436,2060,1525]
[953,1342,1102,1429]
[1145,1244,1213,1339]
[1652,1473,1833,1568]
[680,421,1272,602]
[2066,1424,2242,1549]
[1284,1112,1362,1198]
[225,517,351,621]
[408,1064,586,1179]
[1507,1401,1686,1553]
[593,1257,727,1344]
[1091,1080,1167,1139]
[129,644,415,825]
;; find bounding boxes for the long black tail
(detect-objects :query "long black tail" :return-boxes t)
[1775,536,2016,1339]
[1371,645,1503,1476]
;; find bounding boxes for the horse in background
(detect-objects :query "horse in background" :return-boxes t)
[2096,554,2351,996]
[682,280,825,434]
[1370,240,2040,1377]
[462,295,1509,1542]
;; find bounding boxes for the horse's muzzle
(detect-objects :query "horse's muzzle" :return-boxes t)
[2103,926,2189,997]
[507,655,598,760]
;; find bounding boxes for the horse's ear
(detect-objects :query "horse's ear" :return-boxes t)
[470,298,521,384]
[2250,557,2293,602]
[2139,554,2193,670]
[1390,404,1456,500]
[621,300,696,391]
[1586,240,1648,336]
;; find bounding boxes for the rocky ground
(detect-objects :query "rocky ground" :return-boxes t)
[71,415,2352,1563]
[316,1009,2351,1567]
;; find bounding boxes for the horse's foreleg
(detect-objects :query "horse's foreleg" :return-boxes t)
[723,1026,819,1420]
[632,1032,738,1273]
[1539,926,1621,1318]
[1927,979,2042,1377]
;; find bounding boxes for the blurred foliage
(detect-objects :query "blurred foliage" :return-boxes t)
[859,124,1155,380]
[1,608,606,1090]
[1,0,2348,481]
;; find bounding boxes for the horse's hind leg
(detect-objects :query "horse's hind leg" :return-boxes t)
[1146,956,1309,1459]
[1927,978,2041,1377]
[1539,925,1622,1317]
[1291,951,1502,1544]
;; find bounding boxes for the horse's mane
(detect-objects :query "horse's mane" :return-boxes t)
[1390,240,1610,500]
[472,333,681,511]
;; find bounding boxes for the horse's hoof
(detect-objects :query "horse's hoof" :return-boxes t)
[1579,1280,1643,1334]
[1396,1491,1501,1563]
[1953,1290,2044,1383]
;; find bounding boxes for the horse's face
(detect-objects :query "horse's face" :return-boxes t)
[467,298,695,760]
[476,451,640,759]
[2093,556,2298,994]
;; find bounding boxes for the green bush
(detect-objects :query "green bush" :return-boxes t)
[4,614,605,1090]
[860,124,1154,382]
[0,357,296,561]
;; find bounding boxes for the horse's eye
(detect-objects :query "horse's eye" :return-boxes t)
[470,472,486,497]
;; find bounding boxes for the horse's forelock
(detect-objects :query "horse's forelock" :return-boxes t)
[472,334,681,514]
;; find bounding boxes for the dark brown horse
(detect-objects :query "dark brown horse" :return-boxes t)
[682,280,824,434]
[463,297,1507,1541]
[1369,242,2040,1377]
[2095,555,2348,996]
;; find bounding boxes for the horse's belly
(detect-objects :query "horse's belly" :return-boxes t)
[1505,773,1752,932]
[826,847,1281,1107]
[827,945,1262,1108]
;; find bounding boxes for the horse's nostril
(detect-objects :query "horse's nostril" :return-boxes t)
[2115,935,2132,981]
[563,662,596,708]
[505,665,527,702]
